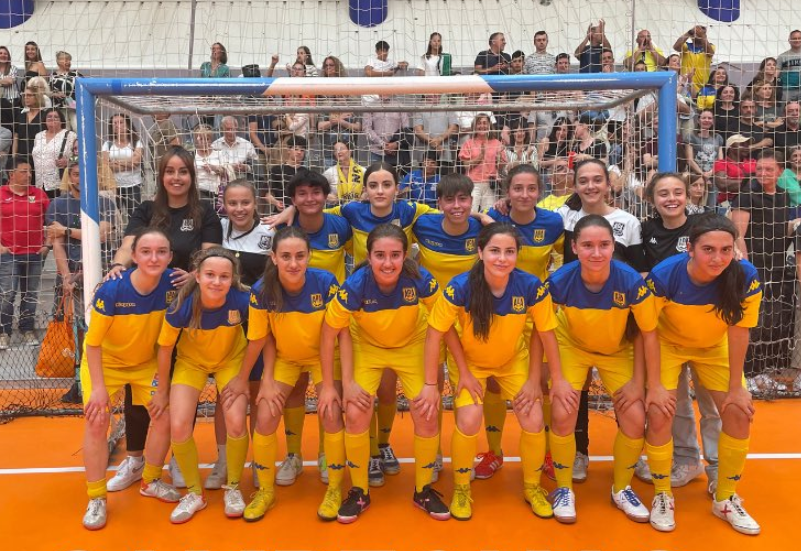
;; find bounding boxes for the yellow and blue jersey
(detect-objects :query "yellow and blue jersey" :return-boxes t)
[486,207,565,281]
[248,267,339,363]
[327,201,435,264]
[646,253,762,348]
[428,269,557,368]
[289,213,352,283]
[325,265,440,349]
[548,260,658,356]
[412,213,481,285]
[157,288,250,369]
[84,269,176,369]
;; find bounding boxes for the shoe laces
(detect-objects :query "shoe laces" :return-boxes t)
[368,457,382,472]
[654,492,671,514]
[224,487,245,507]
[323,486,341,505]
[87,498,105,516]
[476,451,499,465]
[552,487,574,508]
[620,487,642,507]
[418,485,445,502]
[177,492,202,511]
[379,446,396,462]
[453,485,473,507]
[727,495,747,516]
[249,488,274,506]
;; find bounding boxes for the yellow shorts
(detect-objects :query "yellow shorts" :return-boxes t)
[79,358,160,407]
[448,348,529,409]
[273,355,342,388]
[557,340,638,394]
[354,340,424,400]
[661,340,745,392]
[172,357,241,392]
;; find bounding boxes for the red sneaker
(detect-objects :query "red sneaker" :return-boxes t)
[474,451,503,480]
[543,451,556,481]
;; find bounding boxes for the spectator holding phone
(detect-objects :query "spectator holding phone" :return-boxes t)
[673,25,716,96]
[575,20,611,74]
[625,29,666,72]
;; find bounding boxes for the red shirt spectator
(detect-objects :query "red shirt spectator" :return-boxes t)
[0,174,49,254]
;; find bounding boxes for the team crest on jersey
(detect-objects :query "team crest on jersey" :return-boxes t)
[311,293,323,308]
[166,290,177,305]
[676,236,689,253]
[612,222,625,237]
[510,296,524,312]
[613,291,626,306]
[402,287,417,303]
[465,238,476,253]
[228,310,241,325]
[328,233,340,248]
[259,235,272,251]
[180,219,194,232]
[533,229,546,243]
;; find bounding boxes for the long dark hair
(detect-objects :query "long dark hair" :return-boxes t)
[688,214,746,325]
[170,247,244,329]
[425,32,443,58]
[151,146,203,231]
[466,223,521,341]
[259,226,311,314]
[354,224,420,280]
[363,161,400,188]
[565,158,610,210]
[108,113,140,145]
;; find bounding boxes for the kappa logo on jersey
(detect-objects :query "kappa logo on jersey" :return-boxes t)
[536,285,547,299]
[95,299,106,311]
[180,218,194,232]
[636,286,647,300]
[228,310,241,325]
[445,285,455,300]
[612,221,625,237]
[646,278,656,294]
[676,236,689,253]
[512,296,525,312]
[533,228,545,243]
[311,293,323,308]
[613,291,626,306]
[328,284,338,297]
[649,237,658,245]
[166,290,177,304]
[748,279,760,293]
[258,235,272,251]
[428,278,437,293]
[250,293,258,305]
[328,233,340,248]
[402,287,417,303]
[338,289,349,303]
[465,238,476,253]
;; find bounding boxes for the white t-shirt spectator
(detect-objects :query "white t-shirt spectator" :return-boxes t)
[195,149,225,194]
[32,129,75,192]
[102,140,143,188]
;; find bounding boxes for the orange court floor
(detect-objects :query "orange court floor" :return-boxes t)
[1,401,799,551]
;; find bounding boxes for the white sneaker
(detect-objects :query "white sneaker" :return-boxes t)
[0,334,10,350]
[708,479,718,499]
[713,494,760,535]
[318,453,329,485]
[82,498,107,530]
[223,486,246,518]
[170,492,207,524]
[140,479,181,502]
[634,457,652,484]
[572,452,589,483]
[169,456,186,489]
[650,492,676,532]
[550,487,577,524]
[611,485,650,523]
[275,454,302,486]
[107,456,144,492]
[671,462,705,487]
[22,331,38,347]
[204,459,227,490]
[431,452,444,484]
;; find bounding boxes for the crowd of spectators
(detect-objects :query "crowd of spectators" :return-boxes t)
[1,26,801,394]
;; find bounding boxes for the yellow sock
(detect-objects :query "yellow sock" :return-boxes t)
[377,402,396,446]
[283,406,305,457]
[542,395,552,452]
[645,439,673,495]
[172,437,202,495]
[613,431,645,493]
[452,426,478,486]
[345,429,370,492]
[414,433,439,492]
[317,415,325,456]
[716,432,750,502]
[252,431,278,491]
[226,433,249,487]
[142,463,163,485]
[87,478,107,500]
[520,429,546,486]
[549,431,575,489]
[483,390,506,455]
[369,410,379,457]
[324,430,346,488]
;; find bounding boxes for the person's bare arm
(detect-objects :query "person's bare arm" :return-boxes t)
[730,208,750,260]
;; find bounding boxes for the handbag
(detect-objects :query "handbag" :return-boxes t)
[56,131,73,179]
[35,294,76,379]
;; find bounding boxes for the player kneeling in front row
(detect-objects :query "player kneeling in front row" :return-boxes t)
[158,248,252,523]
[546,215,659,525]
[426,223,557,521]
[81,229,180,530]
[644,214,762,535]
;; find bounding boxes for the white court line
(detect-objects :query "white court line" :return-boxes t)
[2,453,800,475]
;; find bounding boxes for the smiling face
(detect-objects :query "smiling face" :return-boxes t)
[699,110,714,130]
[0,47,11,63]
[473,116,491,137]
[438,191,472,226]
[195,256,234,304]
[368,236,406,288]
[292,183,326,217]
[720,85,736,102]
[25,43,37,61]
[574,162,610,208]
[223,185,256,231]
[651,176,687,220]
[161,154,192,201]
[479,233,518,280]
